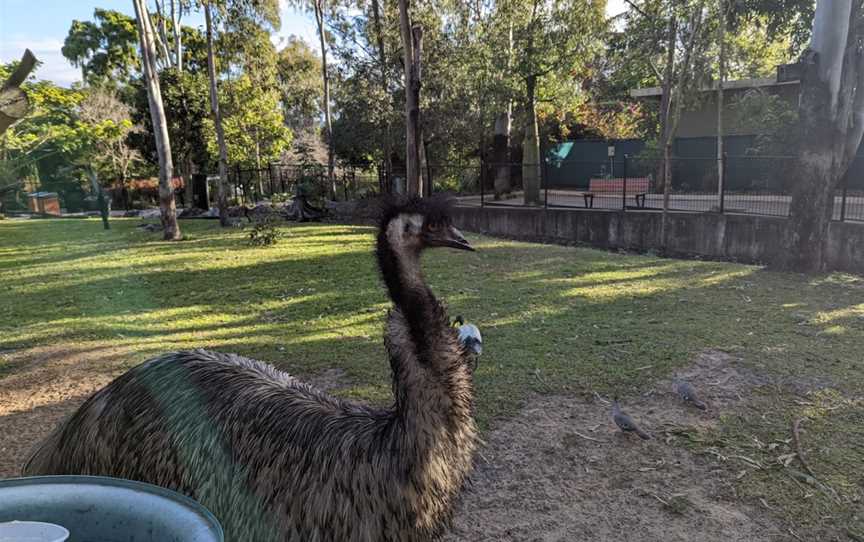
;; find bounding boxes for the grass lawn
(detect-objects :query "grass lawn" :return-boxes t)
[1,217,862,539]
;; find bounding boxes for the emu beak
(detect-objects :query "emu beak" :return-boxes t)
[428,225,475,251]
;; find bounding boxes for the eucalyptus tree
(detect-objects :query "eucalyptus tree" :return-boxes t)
[132,0,181,240]
[204,0,231,225]
[785,0,864,270]
[277,37,322,133]
[507,0,606,205]
[289,0,338,198]
[62,9,140,87]
[203,0,288,201]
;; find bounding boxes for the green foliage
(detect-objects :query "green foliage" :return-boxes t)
[508,0,606,113]
[723,17,795,79]
[62,9,139,86]
[204,74,292,167]
[732,88,799,154]
[131,66,211,176]
[0,61,90,206]
[247,213,282,246]
[729,0,814,54]
[277,37,323,132]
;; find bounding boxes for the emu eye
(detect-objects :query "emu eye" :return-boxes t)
[427,223,441,233]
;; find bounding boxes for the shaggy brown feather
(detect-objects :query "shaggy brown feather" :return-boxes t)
[24,202,477,542]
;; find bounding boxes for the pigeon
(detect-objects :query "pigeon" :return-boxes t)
[612,398,651,440]
[673,378,707,410]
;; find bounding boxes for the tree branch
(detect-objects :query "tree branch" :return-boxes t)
[151,0,173,69]
[669,7,704,141]
[622,0,652,20]
[1,49,37,91]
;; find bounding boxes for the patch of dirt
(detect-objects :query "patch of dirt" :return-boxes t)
[445,350,790,542]
[0,345,129,477]
[0,347,798,540]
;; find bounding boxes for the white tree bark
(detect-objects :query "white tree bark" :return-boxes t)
[171,0,182,71]
[132,0,181,240]
[205,1,230,226]
[786,0,864,270]
[811,0,852,115]
[314,0,337,200]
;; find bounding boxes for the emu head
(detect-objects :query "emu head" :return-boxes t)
[379,195,474,255]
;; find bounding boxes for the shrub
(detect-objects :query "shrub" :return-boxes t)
[248,214,282,247]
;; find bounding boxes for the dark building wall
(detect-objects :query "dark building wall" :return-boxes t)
[673,83,800,138]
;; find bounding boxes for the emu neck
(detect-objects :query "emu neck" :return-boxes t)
[376,222,474,431]
[377,232,430,314]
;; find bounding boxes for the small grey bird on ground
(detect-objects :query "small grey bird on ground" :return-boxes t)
[673,378,707,410]
[612,398,651,440]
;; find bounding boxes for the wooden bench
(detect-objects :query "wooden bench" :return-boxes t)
[584,177,650,208]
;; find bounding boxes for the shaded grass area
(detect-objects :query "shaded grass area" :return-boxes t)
[1,218,862,538]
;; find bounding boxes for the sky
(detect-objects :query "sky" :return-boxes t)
[0,0,627,87]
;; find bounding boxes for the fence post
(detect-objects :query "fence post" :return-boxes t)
[480,160,485,207]
[719,152,727,214]
[622,154,629,212]
[840,177,848,222]
[234,164,242,205]
[543,159,549,209]
[269,164,275,196]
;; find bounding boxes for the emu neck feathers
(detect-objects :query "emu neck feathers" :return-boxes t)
[378,216,430,314]
[376,216,474,426]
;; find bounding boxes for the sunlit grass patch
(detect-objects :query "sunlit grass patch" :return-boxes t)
[1,216,864,538]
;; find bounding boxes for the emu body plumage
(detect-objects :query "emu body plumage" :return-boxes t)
[25,197,478,542]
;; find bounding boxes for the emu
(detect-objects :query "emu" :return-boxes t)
[24,196,478,542]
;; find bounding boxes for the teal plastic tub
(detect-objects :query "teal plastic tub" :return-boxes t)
[0,476,223,542]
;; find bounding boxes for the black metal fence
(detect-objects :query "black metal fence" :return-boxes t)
[467,155,864,223]
[220,156,864,223]
[225,162,488,204]
[227,163,383,205]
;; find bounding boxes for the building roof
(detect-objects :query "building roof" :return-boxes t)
[630,76,799,98]
[629,64,803,98]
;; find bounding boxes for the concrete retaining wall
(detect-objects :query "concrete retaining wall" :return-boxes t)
[451,205,864,273]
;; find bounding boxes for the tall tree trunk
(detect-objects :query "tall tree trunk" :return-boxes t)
[522,74,541,205]
[314,0,336,200]
[421,136,431,196]
[657,13,677,192]
[171,0,182,71]
[204,1,230,227]
[786,0,864,271]
[255,130,263,197]
[414,26,426,197]
[492,111,511,198]
[133,0,181,240]
[493,21,514,199]
[371,0,392,194]
[399,0,422,196]
[661,8,702,250]
[716,0,726,207]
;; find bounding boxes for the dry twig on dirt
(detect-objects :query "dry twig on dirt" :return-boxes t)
[791,418,815,477]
